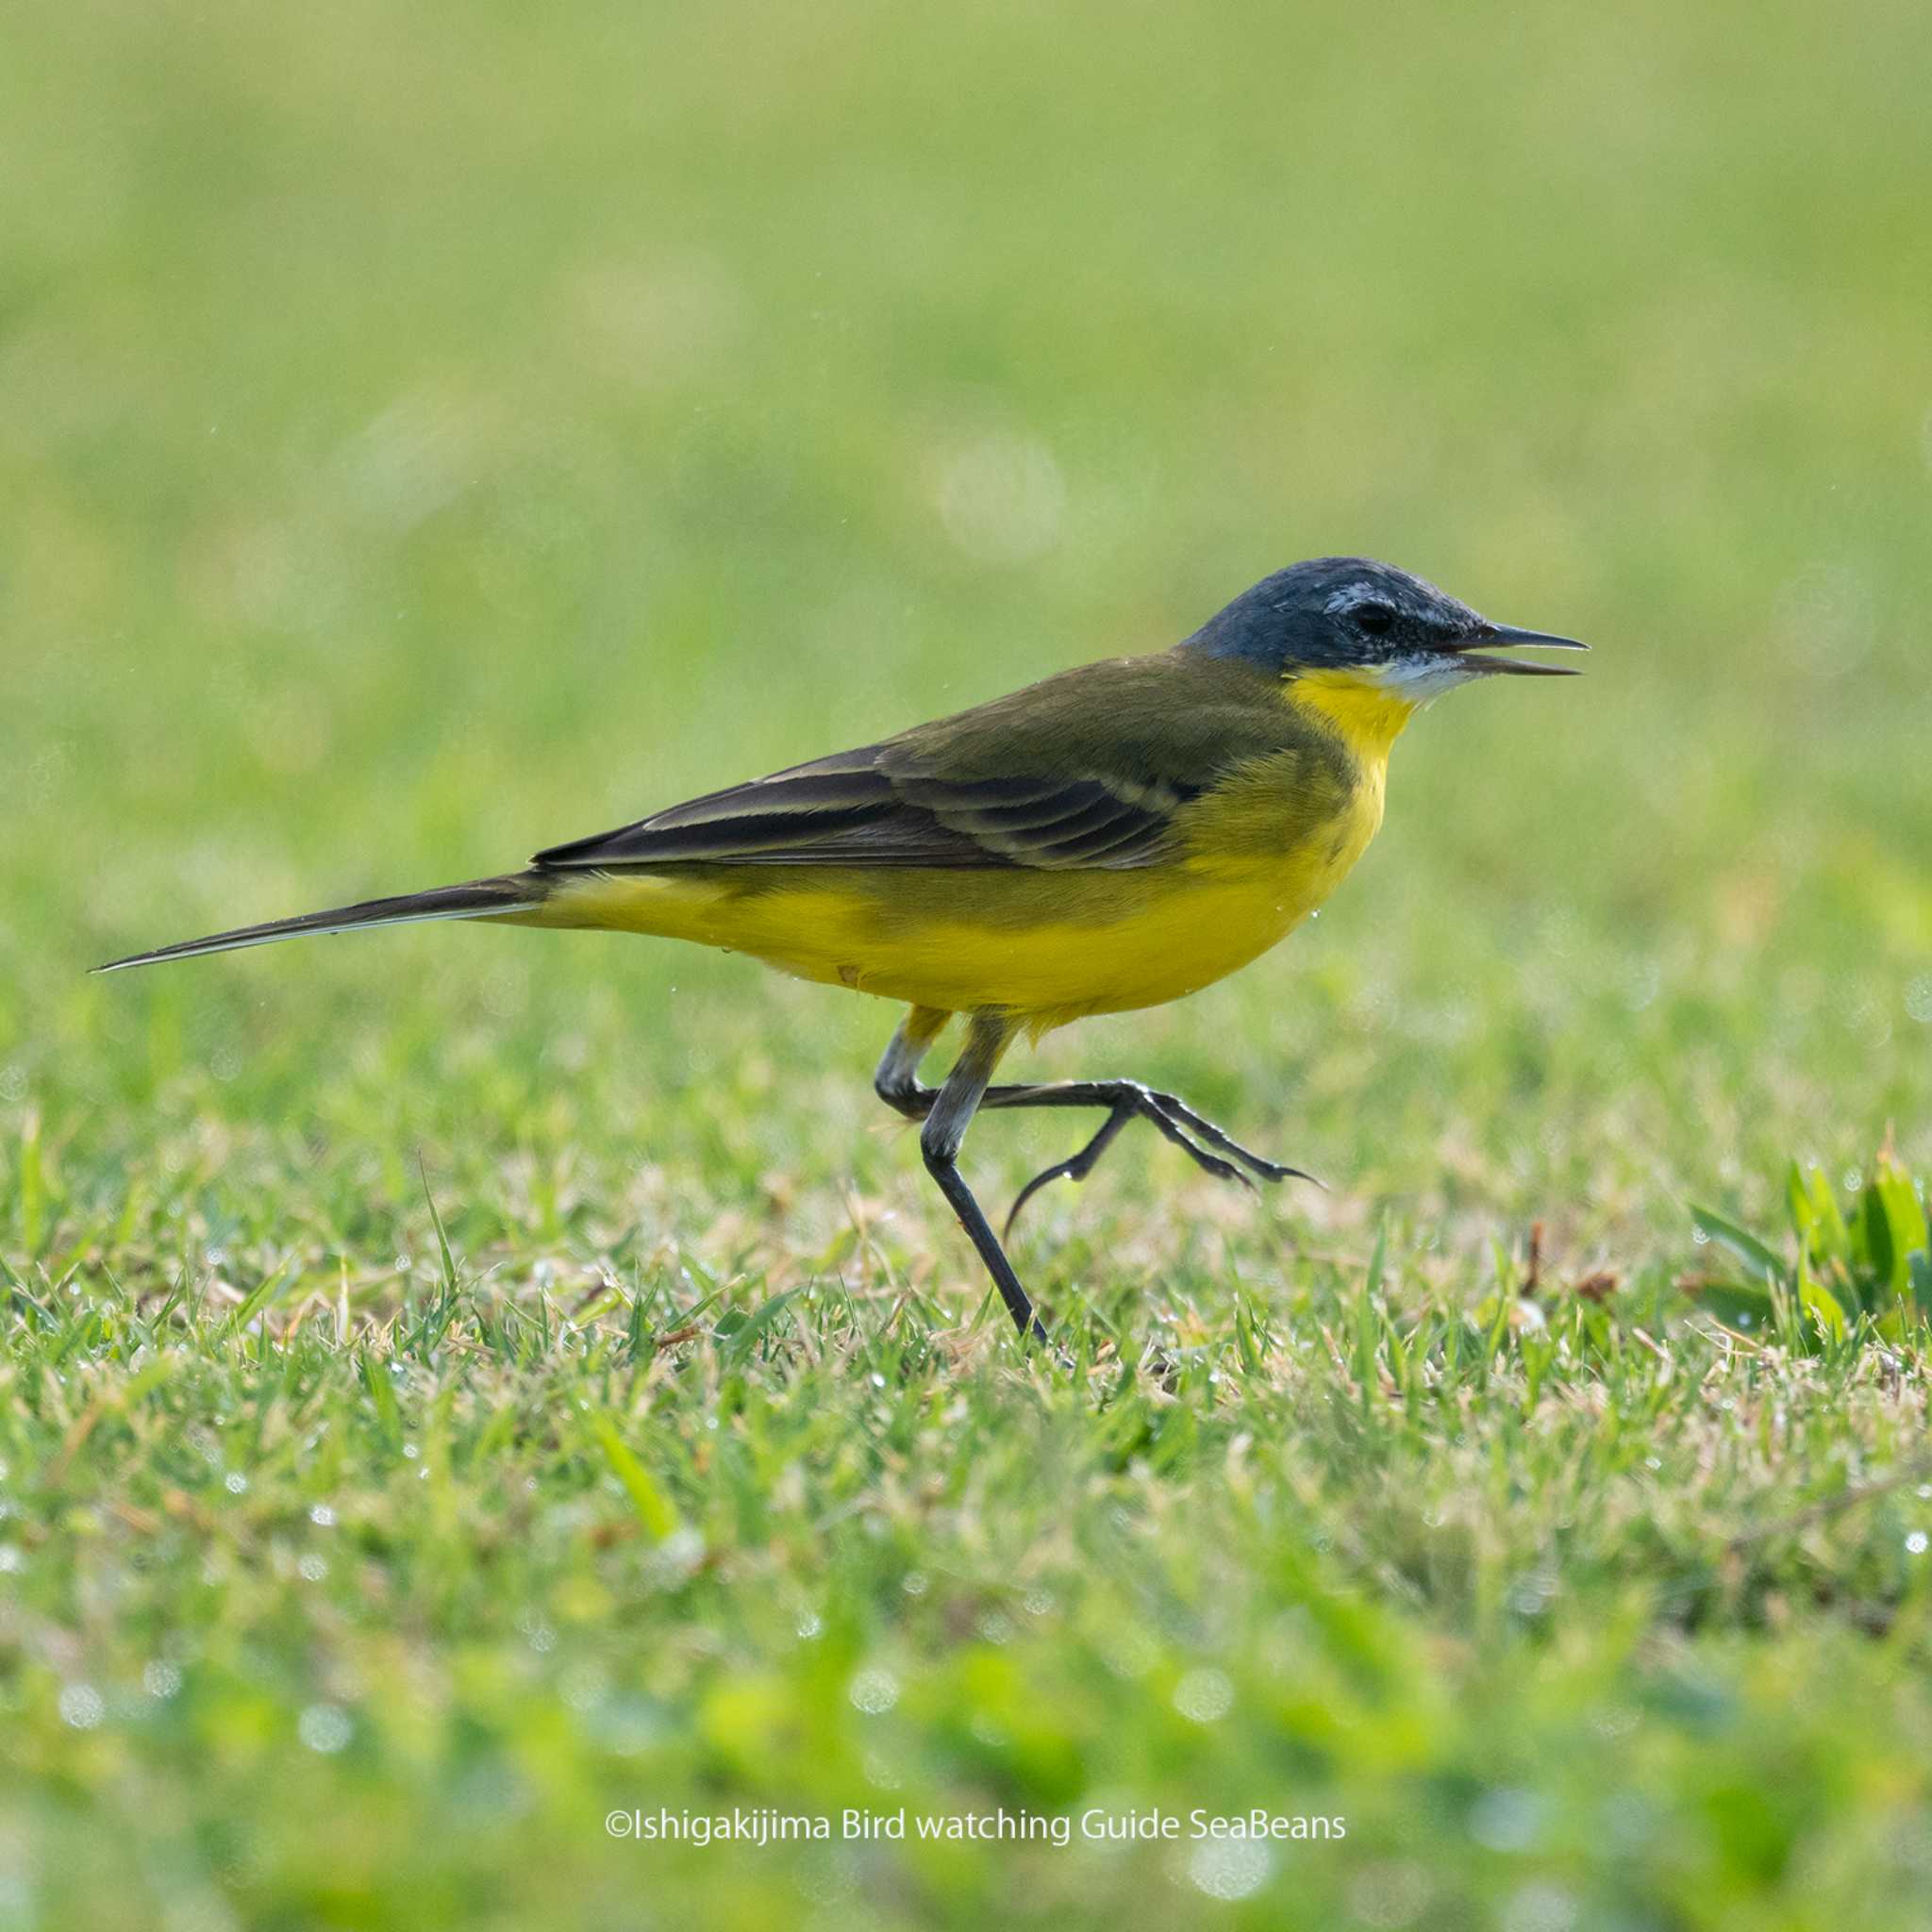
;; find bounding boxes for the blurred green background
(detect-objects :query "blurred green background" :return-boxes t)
[4,0,1932,1926]
[6,0,1931,1192]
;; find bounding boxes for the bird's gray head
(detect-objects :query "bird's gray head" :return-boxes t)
[1178,557,1585,701]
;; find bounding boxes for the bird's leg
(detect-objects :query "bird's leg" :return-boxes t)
[873,1006,953,1118]
[872,1011,1310,1250]
[908,1009,1051,1344]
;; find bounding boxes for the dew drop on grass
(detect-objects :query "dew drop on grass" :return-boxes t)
[848,1667,899,1714]
[1188,1837,1272,1901]
[298,1705,352,1754]
[1174,1668,1235,1723]
[1907,1533,1929,1557]
[142,1661,182,1699]
[59,1684,105,1729]
[224,1473,247,1496]
[309,1504,336,1526]
[1507,1572,1557,1617]
[298,1555,327,1582]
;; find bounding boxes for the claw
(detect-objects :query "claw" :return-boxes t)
[1137,1088,1319,1186]
[1004,1159,1081,1239]
[1003,1100,1136,1237]
[1241,1157,1320,1186]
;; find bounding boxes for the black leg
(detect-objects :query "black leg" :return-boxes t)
[903,1009,1054,1344]
[872,1013,1312,1236]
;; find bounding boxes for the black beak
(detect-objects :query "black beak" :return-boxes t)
[1452,621,1591,677]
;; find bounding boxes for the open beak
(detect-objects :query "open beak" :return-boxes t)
[1452,622,1591,677]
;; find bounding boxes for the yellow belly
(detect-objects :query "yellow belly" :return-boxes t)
[525,745,1388,1031]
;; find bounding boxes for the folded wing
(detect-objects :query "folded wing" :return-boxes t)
[531,654,1299,874]
[533,745,1189,870]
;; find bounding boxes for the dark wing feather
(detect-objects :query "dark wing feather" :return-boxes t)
[532,654,1289,874]
[532,747,1187,871]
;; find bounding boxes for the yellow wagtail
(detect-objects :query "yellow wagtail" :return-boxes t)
[101,558,1585,1341]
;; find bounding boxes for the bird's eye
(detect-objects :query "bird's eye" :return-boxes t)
[1353,602,1395,635]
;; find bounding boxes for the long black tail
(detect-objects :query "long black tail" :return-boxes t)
[94,874,550,973]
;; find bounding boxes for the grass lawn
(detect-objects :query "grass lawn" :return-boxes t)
[5,0,1932,1925]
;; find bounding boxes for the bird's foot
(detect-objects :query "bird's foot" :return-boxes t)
[1003,1083,1317,1237]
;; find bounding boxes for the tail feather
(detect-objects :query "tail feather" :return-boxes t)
[94,874,548,973]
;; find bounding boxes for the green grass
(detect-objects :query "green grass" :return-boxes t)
[5,0,1932,1924]
[9,1238,1932,1928]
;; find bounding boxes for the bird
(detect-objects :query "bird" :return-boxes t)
[99,557,1585,1343]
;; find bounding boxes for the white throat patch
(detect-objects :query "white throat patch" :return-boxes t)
[1359,651,1486,706]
